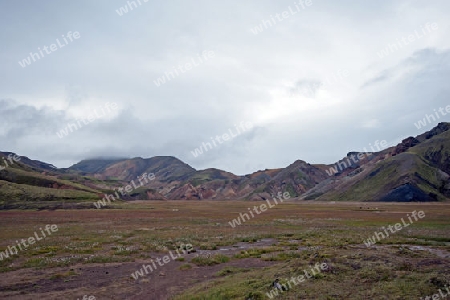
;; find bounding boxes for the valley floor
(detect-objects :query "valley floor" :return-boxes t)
[0,201,449,299]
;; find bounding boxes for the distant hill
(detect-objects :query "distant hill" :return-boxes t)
[302,122,450,202]
[67,158,127,174]
[69,156,196,182]
[1,122,449,208]
[0,152,105,209]
[65,156,327,200]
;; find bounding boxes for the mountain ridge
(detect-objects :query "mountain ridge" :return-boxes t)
[1,122,449,207]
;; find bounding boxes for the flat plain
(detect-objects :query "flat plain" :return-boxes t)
[0,201,449,299]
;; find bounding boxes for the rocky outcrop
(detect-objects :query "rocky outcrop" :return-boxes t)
[379,183,437,202]
[392,137,420,156]
[168,184,201,200]
[417,122,450,141]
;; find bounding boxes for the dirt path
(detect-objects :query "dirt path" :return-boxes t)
[0,240,279,300]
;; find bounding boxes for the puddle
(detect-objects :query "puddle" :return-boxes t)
[232,238,277,250]
[192,238,279,257]
[298,246,322,251]
[406,245,450,259]
[364,244,450,259]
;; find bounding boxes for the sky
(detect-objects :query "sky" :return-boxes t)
[1,0,450,175]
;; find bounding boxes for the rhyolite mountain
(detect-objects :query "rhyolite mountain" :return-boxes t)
[302,122,450,202]
[1,122,449,208]
[0,152,104,209]
[68,156,328,201]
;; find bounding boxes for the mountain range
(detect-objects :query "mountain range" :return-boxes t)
[1,122,449,209]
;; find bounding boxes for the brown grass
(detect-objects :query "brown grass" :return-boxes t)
[0,201,449,299]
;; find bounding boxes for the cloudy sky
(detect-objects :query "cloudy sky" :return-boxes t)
[1,0,449,175]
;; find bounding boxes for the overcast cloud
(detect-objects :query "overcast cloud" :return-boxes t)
[1,0,449,175]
